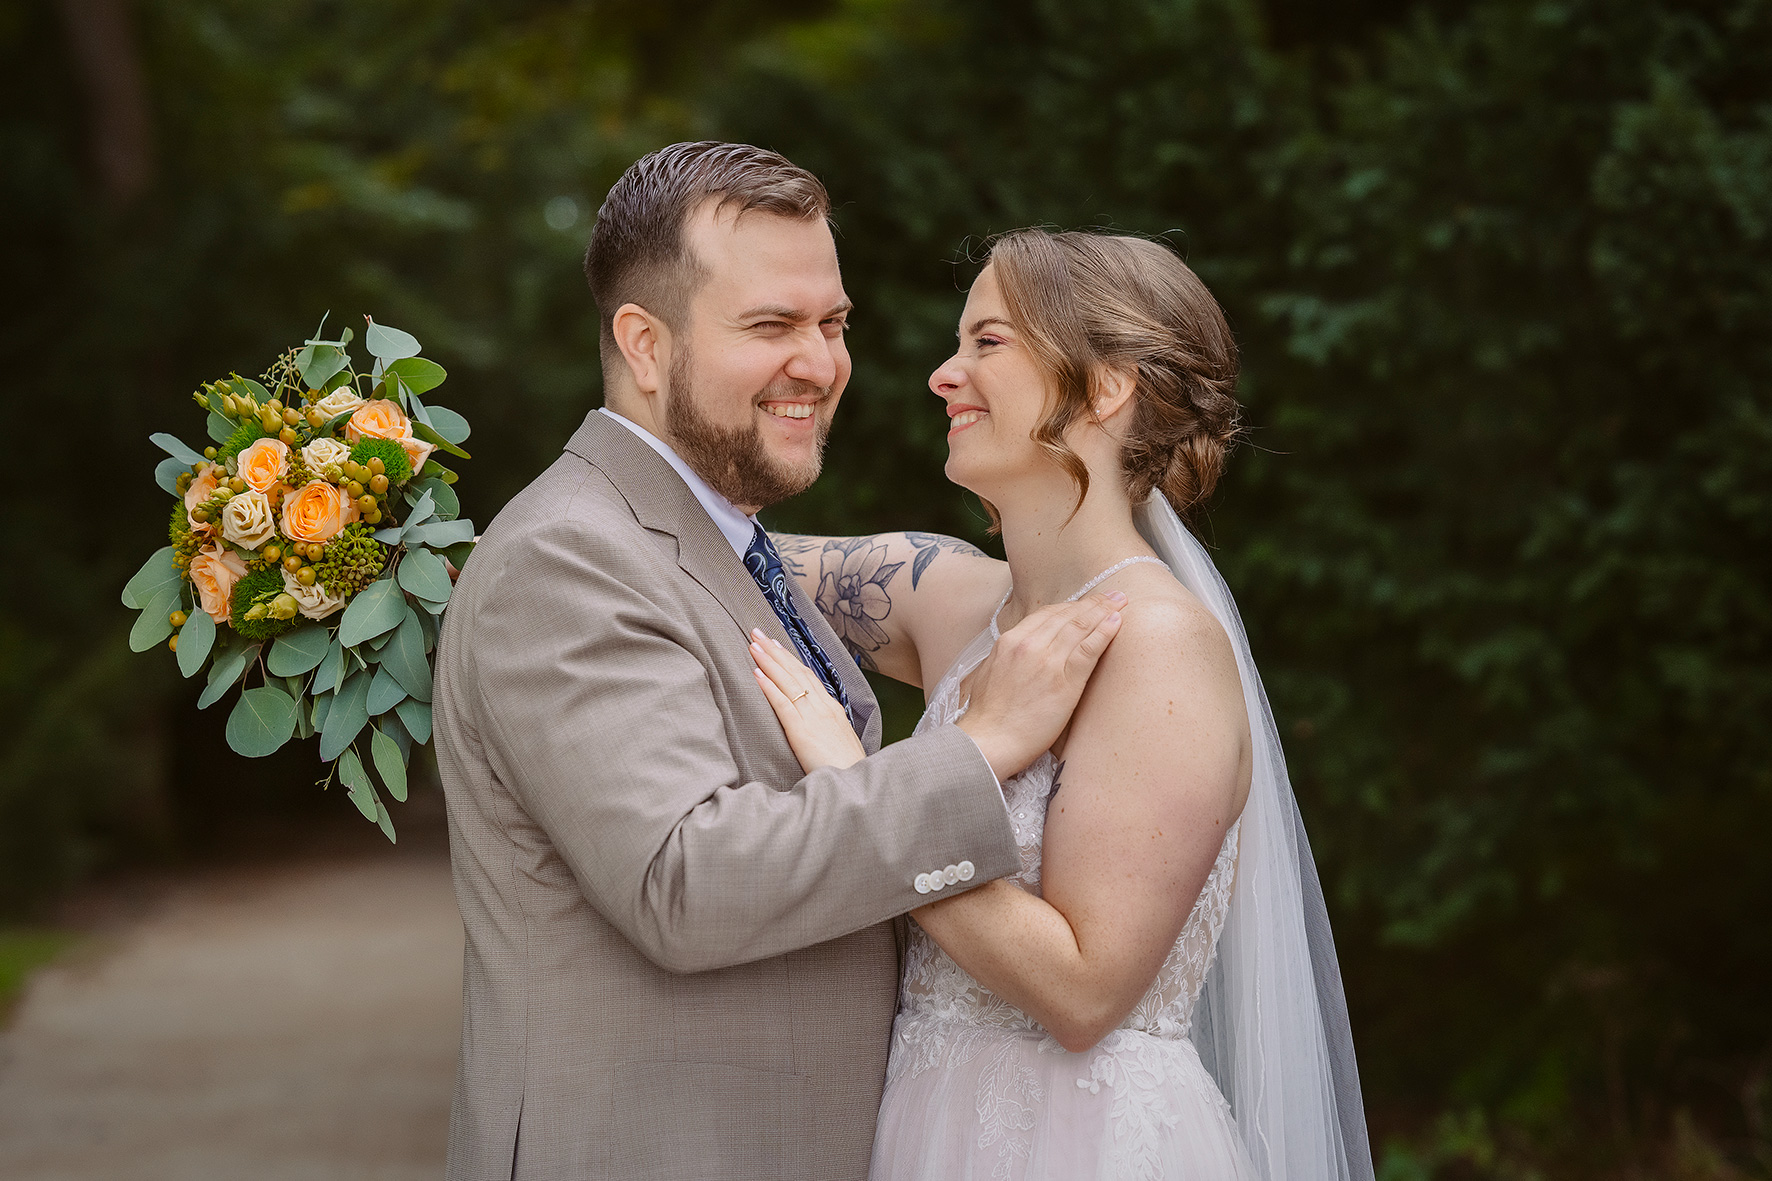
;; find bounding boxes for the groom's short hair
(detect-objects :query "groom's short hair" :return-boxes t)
[585,141,831,388]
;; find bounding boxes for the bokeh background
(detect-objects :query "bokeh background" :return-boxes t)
[5,0,1771,1176]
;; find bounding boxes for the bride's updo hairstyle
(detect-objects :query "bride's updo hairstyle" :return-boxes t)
[984,229,1240,522]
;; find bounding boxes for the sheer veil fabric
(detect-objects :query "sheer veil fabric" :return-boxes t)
[1133,494,1375,1181]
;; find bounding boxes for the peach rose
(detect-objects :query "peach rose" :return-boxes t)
[281,479,360,545]
[346,399,411,445]
[399,435,436,477]
[189,541,249,625]
[184,464,221,516]
[236,437,289,495]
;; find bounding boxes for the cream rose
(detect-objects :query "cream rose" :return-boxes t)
[281,568,347,620]
[235,438,289,495]
[301,436,351,472]
[280,479,360,545]
[219,489,277,549]
[189,541,248,624]
[312,389,366,421]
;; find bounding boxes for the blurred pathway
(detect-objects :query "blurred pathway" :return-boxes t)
[0,847,462,1181]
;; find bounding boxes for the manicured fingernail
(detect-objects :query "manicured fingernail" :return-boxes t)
[751,628,766,640]
[1106,591,1127,603]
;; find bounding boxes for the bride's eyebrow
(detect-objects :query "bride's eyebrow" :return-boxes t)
[961,316,1014,338]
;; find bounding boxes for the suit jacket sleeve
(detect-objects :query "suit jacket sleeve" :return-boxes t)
[464,519,1022,974]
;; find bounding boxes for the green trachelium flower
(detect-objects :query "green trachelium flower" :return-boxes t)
[313,523,388,599]
[229,567,297,641]
[348,437,413,485]
[217,421,269,465]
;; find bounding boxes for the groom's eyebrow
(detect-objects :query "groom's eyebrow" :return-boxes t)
[738,299,854,322]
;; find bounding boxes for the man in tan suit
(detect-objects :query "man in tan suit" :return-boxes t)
[435,142,1122,1180]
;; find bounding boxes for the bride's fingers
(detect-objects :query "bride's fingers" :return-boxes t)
[752,665,799,719]
[750,639,801,700]
[752,630,824,697]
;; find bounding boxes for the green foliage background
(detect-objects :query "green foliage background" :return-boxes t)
[4,0,1768,1174]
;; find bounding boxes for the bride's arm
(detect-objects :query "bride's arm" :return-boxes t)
[909,597,1253,1053]
[768,531,1007,689]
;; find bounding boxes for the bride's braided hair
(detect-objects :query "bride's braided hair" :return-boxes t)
[985,229,1241,523]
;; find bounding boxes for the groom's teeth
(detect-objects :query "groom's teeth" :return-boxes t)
[950,410,986,428]
[763,403,814,419]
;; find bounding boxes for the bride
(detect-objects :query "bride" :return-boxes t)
[752,228,1374,1180]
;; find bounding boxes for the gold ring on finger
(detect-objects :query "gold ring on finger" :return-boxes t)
[790,690,810,703]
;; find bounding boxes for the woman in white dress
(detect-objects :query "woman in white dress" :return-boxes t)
[755,229,1374,1181]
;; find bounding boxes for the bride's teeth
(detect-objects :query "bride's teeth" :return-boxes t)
[764,403,814,419]
[950,410,986,428]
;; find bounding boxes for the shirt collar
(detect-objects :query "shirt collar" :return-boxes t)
[596,407,758,557]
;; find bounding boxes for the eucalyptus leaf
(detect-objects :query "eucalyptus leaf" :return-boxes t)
[394,698,432,744]
[337,579,405,647]
[385,356,446,395]
[403,489,436,531]
[407,519,476,549]
[129,585,184,652]
[411,420,470,459]
[424,406,471,445]
[372,526,405,545]
[123,547,180,608]
[367,667,406,716]
[176,606,217,678]
[311,690,332,732]
[407,478,458,521]
[421,458,458,485]
[406,390,436,429]
[226,686,299,758]
[371,726,409,802]
[380,608,433,702]
[418,595,448,616]
[379,708,413,760]
[151,432,207,466]
[338,749,379,822]
[366,626,398,652]
[398,549,450,602]
[440,540,476,573]
[296,341,349,388]
[416,607,437,654]
[319,669,372,761]
[207,412,235,444]
[153,456,187,496]
[374,796,397,843]
[365,318,422,361]
[312,636,346,695]
[267,625,331,676]
[197,642,256,709]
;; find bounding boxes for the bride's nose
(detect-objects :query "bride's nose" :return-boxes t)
[928,355,967,399]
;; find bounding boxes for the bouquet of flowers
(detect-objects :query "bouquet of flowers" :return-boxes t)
[122,316,475,840]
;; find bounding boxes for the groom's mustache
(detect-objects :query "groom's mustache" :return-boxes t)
[753,377,834,408]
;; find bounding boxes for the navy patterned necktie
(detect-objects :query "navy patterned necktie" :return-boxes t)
[743,524,854,723]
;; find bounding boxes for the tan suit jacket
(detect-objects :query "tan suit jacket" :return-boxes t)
[435,411,1020,1180]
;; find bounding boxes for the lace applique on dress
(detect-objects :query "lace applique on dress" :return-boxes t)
[887,557,1243,1179]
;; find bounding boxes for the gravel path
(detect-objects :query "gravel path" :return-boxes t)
[0,848,463,1181]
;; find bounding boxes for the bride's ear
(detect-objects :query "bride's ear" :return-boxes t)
[1091,367,1138,425]
[613,303,668,396]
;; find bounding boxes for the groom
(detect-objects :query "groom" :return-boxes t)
[434,142,1119,1180]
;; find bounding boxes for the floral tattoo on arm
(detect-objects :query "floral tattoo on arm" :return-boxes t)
[766,531,991,671]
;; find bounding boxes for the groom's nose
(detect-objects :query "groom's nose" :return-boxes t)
[782,330,841,389]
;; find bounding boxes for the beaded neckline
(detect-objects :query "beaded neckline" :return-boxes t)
[988,555,1170,640]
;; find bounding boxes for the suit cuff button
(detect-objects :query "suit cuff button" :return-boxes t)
[957,860,975,881]
[914,873,932,895]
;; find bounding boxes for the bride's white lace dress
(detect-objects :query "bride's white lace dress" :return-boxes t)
[871,565,1258,1181]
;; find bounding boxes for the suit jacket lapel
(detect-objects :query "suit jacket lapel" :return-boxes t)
[564,411,882,752]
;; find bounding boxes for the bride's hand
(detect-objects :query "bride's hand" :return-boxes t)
[750,629,866,772]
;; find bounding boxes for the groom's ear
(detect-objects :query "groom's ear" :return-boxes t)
[612,302,668,397]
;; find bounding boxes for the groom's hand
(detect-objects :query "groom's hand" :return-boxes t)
[957,591,1126,782]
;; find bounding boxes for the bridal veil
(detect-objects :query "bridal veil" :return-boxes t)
[1134,494,1376,1181]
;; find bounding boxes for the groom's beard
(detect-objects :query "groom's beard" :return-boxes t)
[664,346,832,510]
